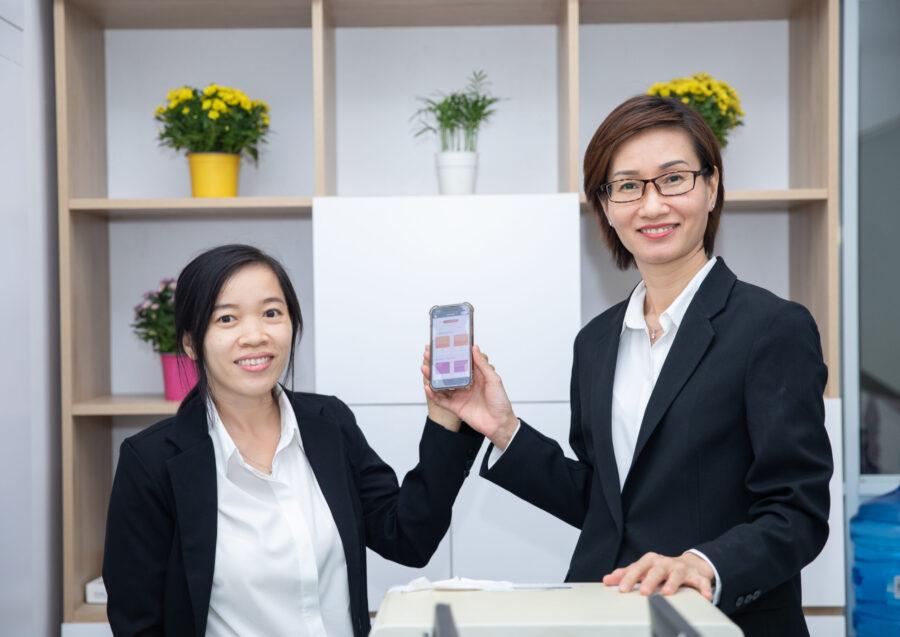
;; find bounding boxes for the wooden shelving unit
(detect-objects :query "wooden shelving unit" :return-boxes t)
[54,0,841,624]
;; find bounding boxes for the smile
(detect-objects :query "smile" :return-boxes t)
[639,224,678,238]
[234,355,274,371]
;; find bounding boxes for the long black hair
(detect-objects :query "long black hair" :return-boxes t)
[174,244,303,412]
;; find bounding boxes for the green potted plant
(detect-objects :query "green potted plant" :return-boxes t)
[413,70,501,194]
[132,277,197,401]
[154,83,271,197]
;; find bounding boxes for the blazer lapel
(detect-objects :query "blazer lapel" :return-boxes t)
[289,394,362,607]
[165,399,218,637]
[627,260,736,477]
[590,302,627,535]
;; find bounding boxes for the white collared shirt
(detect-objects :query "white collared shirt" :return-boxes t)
[489,257,722,603]
[206,389,353,637]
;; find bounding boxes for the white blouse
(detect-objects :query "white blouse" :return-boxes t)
[206,389,353,637]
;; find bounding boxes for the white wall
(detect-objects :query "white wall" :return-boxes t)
[0,0,60,635]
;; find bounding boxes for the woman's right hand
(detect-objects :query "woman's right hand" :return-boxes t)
[423,345,518,450]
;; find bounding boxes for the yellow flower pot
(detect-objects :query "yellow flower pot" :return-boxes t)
[187,152,240,197]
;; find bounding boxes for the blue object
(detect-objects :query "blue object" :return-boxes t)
[851,486,900,636]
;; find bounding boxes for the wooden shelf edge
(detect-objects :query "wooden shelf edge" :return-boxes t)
[72,394,178,416]
[69,196,313,218]
[71,602,107,623]
[578,188,828,211]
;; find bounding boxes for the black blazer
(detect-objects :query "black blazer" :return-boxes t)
[481,259,832,637]
[103,390,483,637]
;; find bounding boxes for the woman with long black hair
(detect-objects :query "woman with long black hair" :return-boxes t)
[103,244,481,636]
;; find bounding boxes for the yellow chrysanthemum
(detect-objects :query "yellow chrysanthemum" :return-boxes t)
[240,97,252,111]
[262,114,270,126]
[154,105,165,116]
[203,84,218,96]
[208,110,220,120]
[182,106,190,114]
[202,99,212,111]
[213,98,227,112]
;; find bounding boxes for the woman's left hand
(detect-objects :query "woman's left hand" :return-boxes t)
[603,551,715,601]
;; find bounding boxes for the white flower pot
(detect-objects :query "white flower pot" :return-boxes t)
[436,151,478,195]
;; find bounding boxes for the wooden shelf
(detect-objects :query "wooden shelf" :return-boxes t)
[328,0,564,27]
[68,0,312,28]
[69,196,313,219]
[579,188,828,211]
[72,602,107,623]
[580,0,807,24]
[73,395,179,417]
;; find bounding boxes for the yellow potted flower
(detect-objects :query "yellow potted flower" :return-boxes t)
[648,72,744,147]
[154,84,271,197]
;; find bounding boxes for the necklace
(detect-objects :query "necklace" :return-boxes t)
[649,326,661,342]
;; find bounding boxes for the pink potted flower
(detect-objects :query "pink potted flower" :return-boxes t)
[131,278,198,401]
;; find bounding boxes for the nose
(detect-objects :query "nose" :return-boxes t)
[237,317,269,347]
[638,182,669,218]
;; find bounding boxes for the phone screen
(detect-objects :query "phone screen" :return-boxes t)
[430,303,473,390]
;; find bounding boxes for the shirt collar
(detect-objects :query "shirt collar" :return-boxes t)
[207,388,302,470]
[621,257,718,334]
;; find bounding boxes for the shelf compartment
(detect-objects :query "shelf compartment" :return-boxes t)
[69,196,313,218]
[72,602,107,623]
[580,0,806,24]
[67,0,312,29]
[73,394,179,417]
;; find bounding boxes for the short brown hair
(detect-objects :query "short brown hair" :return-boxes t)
[583,94,724,270]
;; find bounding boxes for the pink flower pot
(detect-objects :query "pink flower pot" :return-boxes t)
[160,353,199,401]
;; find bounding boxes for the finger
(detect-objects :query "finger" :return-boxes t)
[424,344,431,362]
[472,345,499,380]
[421,363,432,381]
[660,565,687,595]
[603,568,626,585]
[639,564,669,596]
[618,562,649,593]
[685,572,714,601]
[619,553,658,592]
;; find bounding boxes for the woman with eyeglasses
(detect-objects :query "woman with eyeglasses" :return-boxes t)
[103,244,481,637]
[425,94,832,637]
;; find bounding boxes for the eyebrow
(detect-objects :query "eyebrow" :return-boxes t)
[213,297,285,311]
[611,159,690,178]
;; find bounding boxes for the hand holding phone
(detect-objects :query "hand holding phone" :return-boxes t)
[424,304,518,449]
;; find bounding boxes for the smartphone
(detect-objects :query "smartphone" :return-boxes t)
[429,302,474,390]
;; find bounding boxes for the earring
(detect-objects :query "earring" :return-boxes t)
[606,216,615,227]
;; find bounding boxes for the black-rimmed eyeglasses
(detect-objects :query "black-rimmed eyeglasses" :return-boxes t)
[598,168,709,204]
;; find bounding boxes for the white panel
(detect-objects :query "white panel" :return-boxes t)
[452,402,580,583]
[313,194,581,403]
[61,624,112,637]
[0,16,21,66]
[0,1,23,29]
[335,26,557,195]
[109,217,315,395]
[105,29,314,197]
[349,404,454,610]
[805,615,846,637]
[580,21,789,192]
[802,398,846,607]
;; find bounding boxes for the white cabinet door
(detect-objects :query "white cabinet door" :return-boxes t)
[451,402,580,583]
[347,404,453,610]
